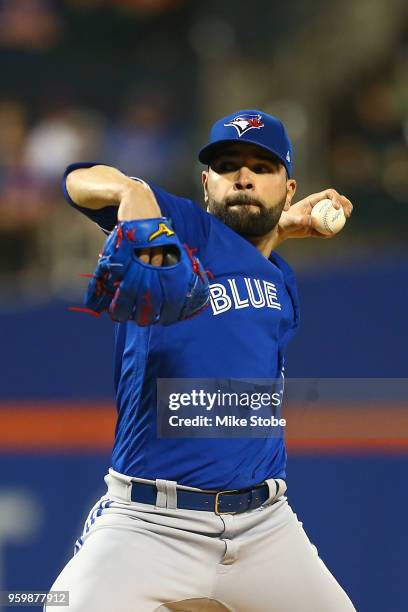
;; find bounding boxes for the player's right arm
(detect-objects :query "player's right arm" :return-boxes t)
[66,164,162,221]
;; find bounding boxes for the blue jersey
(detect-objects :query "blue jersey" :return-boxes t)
[63,164,300,489]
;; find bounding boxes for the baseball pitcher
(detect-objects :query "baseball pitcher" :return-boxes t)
[47,110,355,611]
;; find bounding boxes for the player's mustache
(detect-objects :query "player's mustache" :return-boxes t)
[225,194,265,209]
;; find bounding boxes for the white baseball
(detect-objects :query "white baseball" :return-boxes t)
[311,199,346,235]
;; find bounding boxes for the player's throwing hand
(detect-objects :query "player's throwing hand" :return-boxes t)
[278,189,353,239]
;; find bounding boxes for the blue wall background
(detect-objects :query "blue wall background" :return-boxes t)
[1,259,407,612]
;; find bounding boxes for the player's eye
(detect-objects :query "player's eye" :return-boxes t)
[253,164,274,174]
[212,160,239,174]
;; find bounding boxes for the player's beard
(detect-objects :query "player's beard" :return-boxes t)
[207,192,286,237]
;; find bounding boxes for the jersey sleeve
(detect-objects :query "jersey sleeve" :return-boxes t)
[62,163,211,248]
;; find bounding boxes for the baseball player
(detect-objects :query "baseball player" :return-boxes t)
[48,110,355,611]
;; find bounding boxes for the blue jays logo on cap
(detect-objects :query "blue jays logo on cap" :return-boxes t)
[198,108,293,177]
[224,114,265,137]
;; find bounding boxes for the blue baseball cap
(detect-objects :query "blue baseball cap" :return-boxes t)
[198,109,293,177]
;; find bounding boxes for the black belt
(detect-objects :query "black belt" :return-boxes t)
[130,481,276,515]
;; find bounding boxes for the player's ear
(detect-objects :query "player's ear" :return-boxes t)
[202,170,209,203]
[284,179,296,210]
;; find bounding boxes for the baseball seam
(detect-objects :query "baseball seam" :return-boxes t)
[322,203,343,234]
[322,203,332,233]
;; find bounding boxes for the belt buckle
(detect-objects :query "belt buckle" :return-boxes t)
[214,489,239,515]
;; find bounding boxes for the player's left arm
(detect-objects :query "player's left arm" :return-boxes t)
[277,188,353,241]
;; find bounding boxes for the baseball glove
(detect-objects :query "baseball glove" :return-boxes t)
[84,218,210,326]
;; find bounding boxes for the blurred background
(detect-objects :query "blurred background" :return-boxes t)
[0,0,407,610]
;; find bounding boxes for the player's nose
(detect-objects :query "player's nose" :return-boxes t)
[234,166,254,190]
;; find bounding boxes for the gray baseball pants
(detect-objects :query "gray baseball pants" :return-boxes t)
[47,468,356,612]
